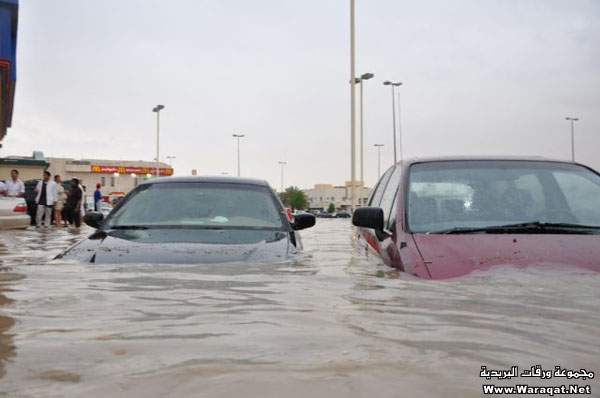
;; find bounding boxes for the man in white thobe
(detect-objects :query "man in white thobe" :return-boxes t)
[35,171,57,227]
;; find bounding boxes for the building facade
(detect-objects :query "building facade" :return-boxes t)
[46,157,173,197]
[0,151,48,181]
[303,181,372,211]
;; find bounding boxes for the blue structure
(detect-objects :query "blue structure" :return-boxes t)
[0,0,17,142]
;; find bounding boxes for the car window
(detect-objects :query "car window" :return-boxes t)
[553,171,600,225]
[387,192,399,231]
[378,166,402,228]
[368,166,395,207]
[108,182,284,229]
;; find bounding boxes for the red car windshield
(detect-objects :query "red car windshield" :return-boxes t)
[407,161,600,233]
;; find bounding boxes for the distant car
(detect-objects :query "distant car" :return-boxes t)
[84,196,95,212]
[24,179,40,224]
[98,201,113,218]
[353,157,600,279]
[318,212,335,218]
[57,176,316,264]
[284,207,294,223]
[335,210,351,218]
[0,197,30,229]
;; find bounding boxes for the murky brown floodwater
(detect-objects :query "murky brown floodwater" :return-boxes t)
[0,220,598,397]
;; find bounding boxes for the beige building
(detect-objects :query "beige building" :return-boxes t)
[0,152,49,181]
[46,157,173,197]
[303,181,372,210]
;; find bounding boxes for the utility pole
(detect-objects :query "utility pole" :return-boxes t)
[232,134,245,176]
[349,0,356,212]
[565,117,579,162]
[278,161,286,193]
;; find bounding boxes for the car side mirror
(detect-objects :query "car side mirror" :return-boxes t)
[293,213,316,230]
[84,212,104,229]
[352,207,384,231]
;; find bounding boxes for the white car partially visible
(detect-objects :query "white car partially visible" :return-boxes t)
[99,202,113,217]
[0,197,30,229]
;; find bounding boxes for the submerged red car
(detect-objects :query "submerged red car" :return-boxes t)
[353,157,600,279]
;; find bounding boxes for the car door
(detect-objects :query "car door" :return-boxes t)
[358,165,401,257]
[372,166,403,267]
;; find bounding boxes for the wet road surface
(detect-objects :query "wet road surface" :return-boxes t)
[0,220,599,397]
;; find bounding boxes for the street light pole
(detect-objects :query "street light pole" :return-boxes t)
[397,90,403,161]
[565,117,579,162]
[166,156,176,167]
[383,81,402,164]
[374,144,384,180]
[232,134,245,176]
[278,161,286,193]
[350,0,357,212]
[152,104,165,177]
[355,73,374,207]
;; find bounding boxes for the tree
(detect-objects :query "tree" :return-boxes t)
[327,202,336,213]
[279,186,308,211]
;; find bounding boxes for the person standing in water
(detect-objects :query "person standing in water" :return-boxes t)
[54,175,67,228]
[67,178,83,228]
[94,183,102,211]
[5,169,25,198]
[34,171,57,228]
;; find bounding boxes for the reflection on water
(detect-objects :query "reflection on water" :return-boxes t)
[0,221,599,397]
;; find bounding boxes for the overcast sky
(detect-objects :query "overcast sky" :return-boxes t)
[2,0,599,189]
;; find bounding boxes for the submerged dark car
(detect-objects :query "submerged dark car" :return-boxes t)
[57,176,315,264]
[335,210,351,218]
[353,157,600,279]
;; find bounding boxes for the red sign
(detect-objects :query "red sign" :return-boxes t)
[91,165,173,176]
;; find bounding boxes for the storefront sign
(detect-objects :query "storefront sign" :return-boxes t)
[91,165,173,176]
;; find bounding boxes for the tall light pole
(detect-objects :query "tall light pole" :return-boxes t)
[383,81,402,163]
[349,0,357,212]
[166,156,176,167]
[565,117,579,162]
[232,134,245,176]
[278,161,286,193]
[397,89,404,161]
[152,104,165,177]
[374,144,384,180]
[355,72,374,207]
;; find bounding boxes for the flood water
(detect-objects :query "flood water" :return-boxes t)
[0,219,599,397]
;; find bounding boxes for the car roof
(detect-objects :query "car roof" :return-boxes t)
[140,175,271,187]
[399,155,578,166]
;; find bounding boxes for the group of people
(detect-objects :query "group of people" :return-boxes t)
[1,168,91,229]
[33,171,84,229]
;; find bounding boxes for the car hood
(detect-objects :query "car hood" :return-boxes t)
[58,230,291,264]
[412,234,600,279]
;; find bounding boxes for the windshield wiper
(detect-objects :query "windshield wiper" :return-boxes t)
[110,225,149,230]
[431,221,600,235]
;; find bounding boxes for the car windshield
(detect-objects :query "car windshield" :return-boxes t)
[107,182,284,230]
[408,161,600,233]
